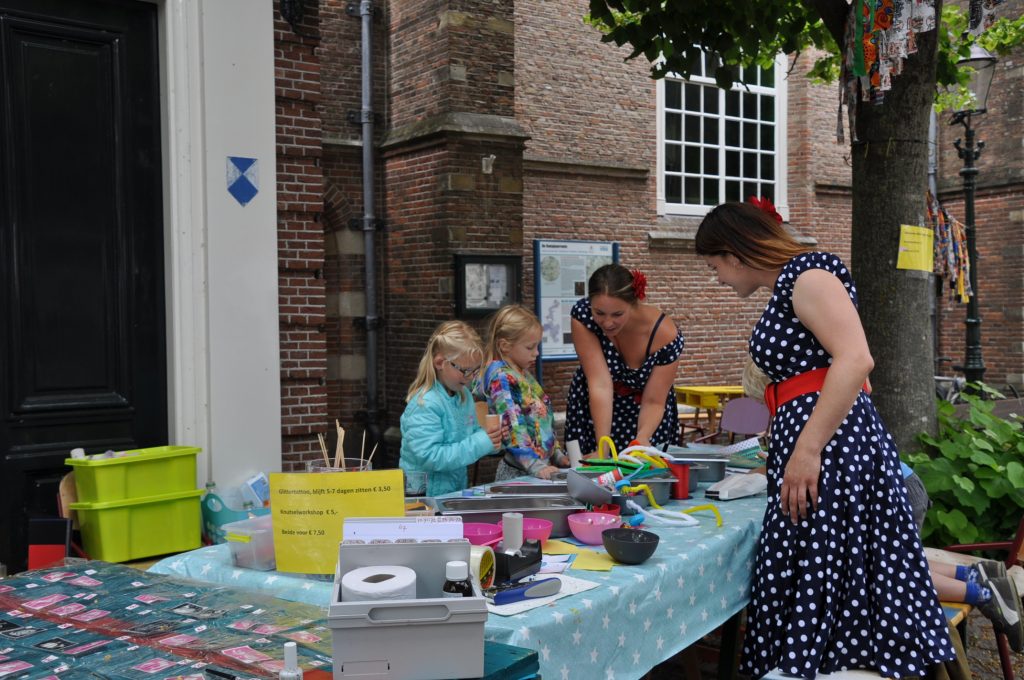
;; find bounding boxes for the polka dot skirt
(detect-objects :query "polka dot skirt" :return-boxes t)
[741,253,956,678]
[564,298,684,454]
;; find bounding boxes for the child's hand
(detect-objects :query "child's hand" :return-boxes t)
[536,465,559,480]
[486,419,503,450]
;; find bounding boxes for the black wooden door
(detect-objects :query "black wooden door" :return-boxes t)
[0,0,165,572]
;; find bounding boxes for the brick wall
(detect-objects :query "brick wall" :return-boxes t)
[275,2,326,471]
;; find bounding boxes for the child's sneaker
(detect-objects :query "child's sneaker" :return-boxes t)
[977,576,1024,653]
[976,559,1008,582]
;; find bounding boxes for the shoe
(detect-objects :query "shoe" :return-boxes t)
[976,559,1008,582]
[977,576,1024,653]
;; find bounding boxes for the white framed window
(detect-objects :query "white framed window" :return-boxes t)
[656,53,788,219]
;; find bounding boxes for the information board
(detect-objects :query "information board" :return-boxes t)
[533,239,618,361]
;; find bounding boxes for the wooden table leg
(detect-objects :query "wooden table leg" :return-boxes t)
[717,610,743,680]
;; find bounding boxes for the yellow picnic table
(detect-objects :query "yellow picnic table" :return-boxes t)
[674,384,746,436]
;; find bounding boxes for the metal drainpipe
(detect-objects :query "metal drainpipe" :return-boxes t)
[357,0,381,448]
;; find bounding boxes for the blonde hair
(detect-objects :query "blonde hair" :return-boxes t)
[406,320,484,403]
[483,305,542,372]
[742,356,771,404]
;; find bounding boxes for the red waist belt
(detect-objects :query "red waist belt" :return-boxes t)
[763,366,871,417]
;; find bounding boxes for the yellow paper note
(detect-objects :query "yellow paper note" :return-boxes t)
[569,549,615,571]
[542,539,580,555]
[270,469,404,574]
[896,225,933,272]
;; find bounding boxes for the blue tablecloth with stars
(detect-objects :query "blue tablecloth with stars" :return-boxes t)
[150,487,767,680]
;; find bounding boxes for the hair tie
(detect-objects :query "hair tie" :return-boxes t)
[747,195,782,223]
[631,270,647,301]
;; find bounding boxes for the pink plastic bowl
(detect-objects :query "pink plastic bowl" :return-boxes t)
[567,512,621,545]
[522,518,553,544]
[463,522,502,546]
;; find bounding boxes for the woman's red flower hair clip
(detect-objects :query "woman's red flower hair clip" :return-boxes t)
[631,269,648,301]
[748,195,782,223]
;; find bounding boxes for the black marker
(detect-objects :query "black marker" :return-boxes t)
[204,668,239,680]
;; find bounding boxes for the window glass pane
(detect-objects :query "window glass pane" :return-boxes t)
[761,182,775,201]
[703,117,718,142]
[743,181,758,199]
[685,177,701,204]
[761,65,774,88]
[665,144,682,172]
[725,120,740,147]
[689,52,704,78]
[743,152,758,179]
[725,150,740,176]
[665,113,681,141]
[760,154,774,180]
[704,148,719,175]
[726,180,741,202]
[684,145,701,173]
[743,92,757,119]
[761,125,774,151]
[761,94,775,122]
[684,115,700,142]
[743,122,757,148]
[703,178,718,205]
[666,175,682,203]
[685,84,701,112]
[725,91,739,117]
[703,86,718,114]
[666,81,682,110]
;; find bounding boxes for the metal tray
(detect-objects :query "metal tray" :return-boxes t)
[434,495,586,538]
[487,483,568,495]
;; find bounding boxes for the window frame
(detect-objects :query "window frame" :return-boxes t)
[656,53,789,220]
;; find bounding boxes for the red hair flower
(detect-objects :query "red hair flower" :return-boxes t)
[631,269,647,301]
[748,195,782,223]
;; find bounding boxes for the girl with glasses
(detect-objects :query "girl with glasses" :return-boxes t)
[400,320,504,496]
[476,305,569,481]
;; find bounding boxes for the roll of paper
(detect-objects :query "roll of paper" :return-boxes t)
[469,545,495,590]
[340,565,417,602]
[566,440,582,468]
[502,512,523,555]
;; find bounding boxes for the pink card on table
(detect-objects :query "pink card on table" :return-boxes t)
[50,603,86,617]
[22,594,69,611]
[132,658,178,674]
[222,645,273,663]
[70,609,109,622]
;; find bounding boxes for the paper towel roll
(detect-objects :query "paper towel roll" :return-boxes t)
[502,512,523,555]
[469,545,495,590]
[341,565,417,602]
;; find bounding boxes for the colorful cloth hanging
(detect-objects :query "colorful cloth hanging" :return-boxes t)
[928,191,972,303]
[969,0,1005,35]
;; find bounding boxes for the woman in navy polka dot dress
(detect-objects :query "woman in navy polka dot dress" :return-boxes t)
[696,202,955,679]
[565,264,684,456]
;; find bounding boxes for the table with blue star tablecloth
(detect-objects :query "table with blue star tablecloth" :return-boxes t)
[150,486,768,680]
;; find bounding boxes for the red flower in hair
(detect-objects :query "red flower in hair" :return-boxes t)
[748,195,782,223]
[631,270,647,301]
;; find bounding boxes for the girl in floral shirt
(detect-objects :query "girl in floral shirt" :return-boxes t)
[476,305,569,480]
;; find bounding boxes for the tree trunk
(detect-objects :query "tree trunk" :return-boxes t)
[850,5,942,454]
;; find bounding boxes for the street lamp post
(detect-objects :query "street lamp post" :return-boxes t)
[951,44,997,385]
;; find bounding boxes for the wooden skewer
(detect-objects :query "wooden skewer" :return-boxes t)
[360,429,367,464]
[317,433,330,467]
[365,442,379,467]
[334,421,346,468]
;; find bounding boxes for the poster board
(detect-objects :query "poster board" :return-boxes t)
[533,239,618,362]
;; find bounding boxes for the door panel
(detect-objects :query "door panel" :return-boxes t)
[0,0,165,572]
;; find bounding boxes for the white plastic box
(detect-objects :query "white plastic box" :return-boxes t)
[326,541,487,680]
[222,514,276,571]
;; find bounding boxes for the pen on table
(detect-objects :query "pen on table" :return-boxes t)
[204,668,239,680]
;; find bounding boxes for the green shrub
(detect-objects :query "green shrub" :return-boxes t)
[904,386,1024,549]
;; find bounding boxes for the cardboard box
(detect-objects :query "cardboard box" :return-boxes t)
[326,541,487,680]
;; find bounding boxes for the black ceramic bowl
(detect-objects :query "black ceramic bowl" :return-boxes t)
[602,527,659,565]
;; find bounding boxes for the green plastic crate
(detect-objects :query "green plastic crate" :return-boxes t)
[69,488,203,562]
[64,446,200,503]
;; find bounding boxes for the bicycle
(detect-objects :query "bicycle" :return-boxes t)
[934,357,966,404]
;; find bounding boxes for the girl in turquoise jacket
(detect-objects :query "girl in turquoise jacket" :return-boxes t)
[400,320,503,496]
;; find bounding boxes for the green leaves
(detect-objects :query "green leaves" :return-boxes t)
[908,387,1024,551]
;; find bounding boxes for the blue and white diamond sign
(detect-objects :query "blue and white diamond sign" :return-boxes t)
[226,156,259,206]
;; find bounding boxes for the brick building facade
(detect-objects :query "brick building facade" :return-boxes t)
[273,0,1024,472]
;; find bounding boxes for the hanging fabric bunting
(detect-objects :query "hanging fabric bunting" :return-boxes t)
[969,0,1005,35]
[928,191,972,303]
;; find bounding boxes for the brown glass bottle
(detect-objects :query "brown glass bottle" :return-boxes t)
[442,560,474,598]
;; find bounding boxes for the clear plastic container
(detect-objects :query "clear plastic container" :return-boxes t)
[223,514,276,571]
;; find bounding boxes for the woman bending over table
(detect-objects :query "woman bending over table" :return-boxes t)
[564,263,684,456]
[696,199,955,679]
